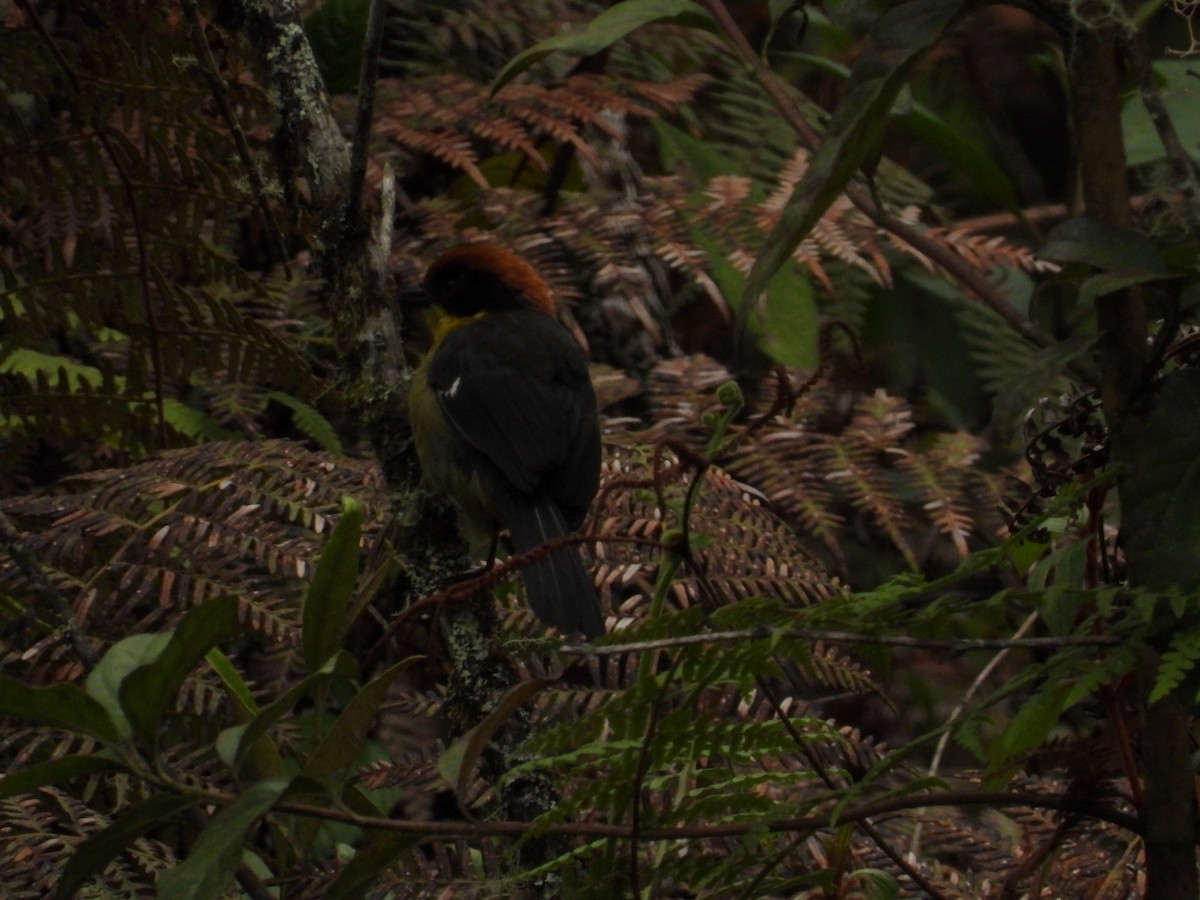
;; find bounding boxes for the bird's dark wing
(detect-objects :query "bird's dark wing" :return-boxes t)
[426,309,599,520]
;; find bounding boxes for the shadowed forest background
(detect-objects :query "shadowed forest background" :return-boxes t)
[2,0,1200,897]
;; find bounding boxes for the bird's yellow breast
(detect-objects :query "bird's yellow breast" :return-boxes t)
[408,333,501,549]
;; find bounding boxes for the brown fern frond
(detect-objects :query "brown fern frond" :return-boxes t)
[639,356,1008,575]
[370,71,708,191]
[582,434,840,627]
[0,440,389,684]
[0,787,176,898]
[0,8,323,483]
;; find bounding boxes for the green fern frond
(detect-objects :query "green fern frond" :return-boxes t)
[1150,627,1200,704]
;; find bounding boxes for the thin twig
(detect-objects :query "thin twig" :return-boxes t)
[269,786,1141,839]
[1124,28,1200,217]
[910,609,1040,857]
[346,0,390,218]
[180,0,291,276]
[557,625,1115,655]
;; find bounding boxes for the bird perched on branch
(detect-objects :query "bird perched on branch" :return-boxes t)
[402,244,604,639]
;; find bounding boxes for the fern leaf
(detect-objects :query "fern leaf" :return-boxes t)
[266,391,343,454]
[1150,627,1200,704]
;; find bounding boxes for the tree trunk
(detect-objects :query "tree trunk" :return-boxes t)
[1068,15,1197,898]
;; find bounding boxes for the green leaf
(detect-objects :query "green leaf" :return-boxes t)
[302,657,420,785]
[986,679,1072,778]
[1039,217,1168,275]
[0,754,125,799]
[323,832,423,900]
[897,101,1021,213]
[55,793,198,900]
[218,651,354,774]
[86,633,172,741]
[208,648,286,782]
[267,390,343,454]
[1123,60,1200,166]
[162,398,234,442]
[438,678,554,803]
[120,596,241,749]
[761,263,818,368]
[690,226,818,368]
[792,52,1021,213]
[740,0,975,336]
[651,119,741,182]
[155,777,292,900]
[304,0,370,93]
[205,647,258,716]
[491,0,713,95]
[1151,628,1200,704]
[0,677,120,745]
[1079,269,1182,305]
[0,348,105,388]
[303,498,364,674]
[1125,370,1200,593]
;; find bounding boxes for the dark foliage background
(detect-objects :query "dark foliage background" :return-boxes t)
[1,0,1198,897]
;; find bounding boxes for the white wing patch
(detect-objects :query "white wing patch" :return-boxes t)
[442,375,462,401]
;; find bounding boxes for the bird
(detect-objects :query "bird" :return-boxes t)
[402,244,605,639]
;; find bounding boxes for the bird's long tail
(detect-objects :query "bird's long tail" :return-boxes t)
[502,496,603,639]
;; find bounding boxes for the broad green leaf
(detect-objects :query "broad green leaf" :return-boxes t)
[438,678,554,803]
[324,832,424,900]
[304,0,370,93]
[651,120,741,183]
[693,223,817,367]
[218,651,354,773]
[1079,270,1182,305]
[1123,60,1200,166]
[1039,217,1168,275]
[491,0,713,95]
[205,648,258,716]
[55,793,198,900]
[0,677,120,745]
[302,657,419,785]
[1124,369,1200,593]
[207,648,286,782]
[120,596,241,749]
[741,0,976,334]
[761,263,818,368]
[896,101,1021,213]
[303,497,364,674]
[0,754,125,799]
[155,777,292,900]
[86,633,172,741]
[793,52,1021,213]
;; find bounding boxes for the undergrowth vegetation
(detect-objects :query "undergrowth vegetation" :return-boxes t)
[2,0,1199,897]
